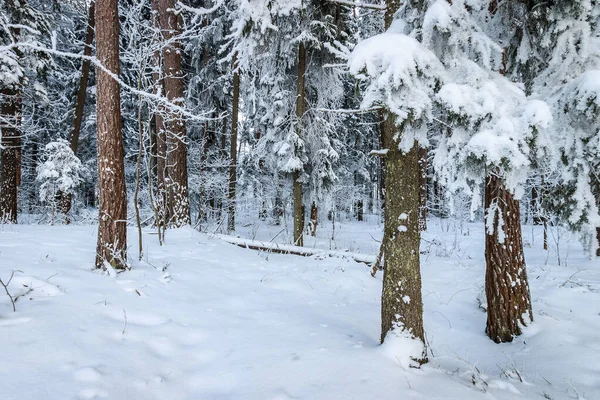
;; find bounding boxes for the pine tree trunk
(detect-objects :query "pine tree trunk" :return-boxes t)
[293,42,306,246]
[379,0,426,362]
[484,173,533,342]
[227,53,240,233]
[380,116,426,361]
[0,88,20,223]
[95,0,127,270]
[158,0,190,227]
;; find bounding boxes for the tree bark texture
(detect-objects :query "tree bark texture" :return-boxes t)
[484,173,533,343]
[0,88,20,223]
[95,0,127,270]
[293,42,306,246]
[227,53,240,233]
[378,0,426,362]
[158,0,190,227]
[379,114,426,361]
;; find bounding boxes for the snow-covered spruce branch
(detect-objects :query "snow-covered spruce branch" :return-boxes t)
[324,0,387,10]
[177,0,224,22]
[310,106,382,114]
[1,41,214,122]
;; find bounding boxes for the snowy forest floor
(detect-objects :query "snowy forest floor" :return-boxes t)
[1,217,599,400]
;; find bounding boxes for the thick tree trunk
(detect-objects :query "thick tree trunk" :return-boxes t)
[0,88,20,223]
[293,42,306,246]
[380,116,426,362]
[95,0,127,270]
[158,0,190,227]
[58,1,96,220]
[378,0,426,363]
[484,173,533,343]
[227,53,240,233]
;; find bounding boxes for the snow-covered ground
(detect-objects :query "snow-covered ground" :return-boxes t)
[1,217,599,400]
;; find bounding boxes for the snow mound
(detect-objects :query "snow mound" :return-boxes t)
[379,328,426,370]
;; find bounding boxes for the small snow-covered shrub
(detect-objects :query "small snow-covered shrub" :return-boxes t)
[36,139,86,224]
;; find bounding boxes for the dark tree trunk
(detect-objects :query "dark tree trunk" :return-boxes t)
[293,42,306,246]
[0,88,20,223]
[227,53,240,233]
[380,116,426,363]
[379,0,426,364]
[356,200,364,221]
[484,173,533,343]
[158,0,190,227]
[95,0,127,270]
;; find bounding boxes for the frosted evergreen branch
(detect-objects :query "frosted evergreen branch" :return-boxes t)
[324,0,386,10]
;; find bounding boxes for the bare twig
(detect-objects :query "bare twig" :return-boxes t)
[0,271,16,312]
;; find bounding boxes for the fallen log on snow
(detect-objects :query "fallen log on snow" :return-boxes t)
[216,234,376,266]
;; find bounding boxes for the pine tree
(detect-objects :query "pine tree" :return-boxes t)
[227,53,240,233]
[95,0,128,269]
[349,0,441,363]
[157,0,191,227]
[0,0,51,223]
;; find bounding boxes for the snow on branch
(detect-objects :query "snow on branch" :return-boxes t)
[0,41,213,122]
[324,0,386,10]
[217,235,377,265]
[310,106,382,114]
[177,0,224,24]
